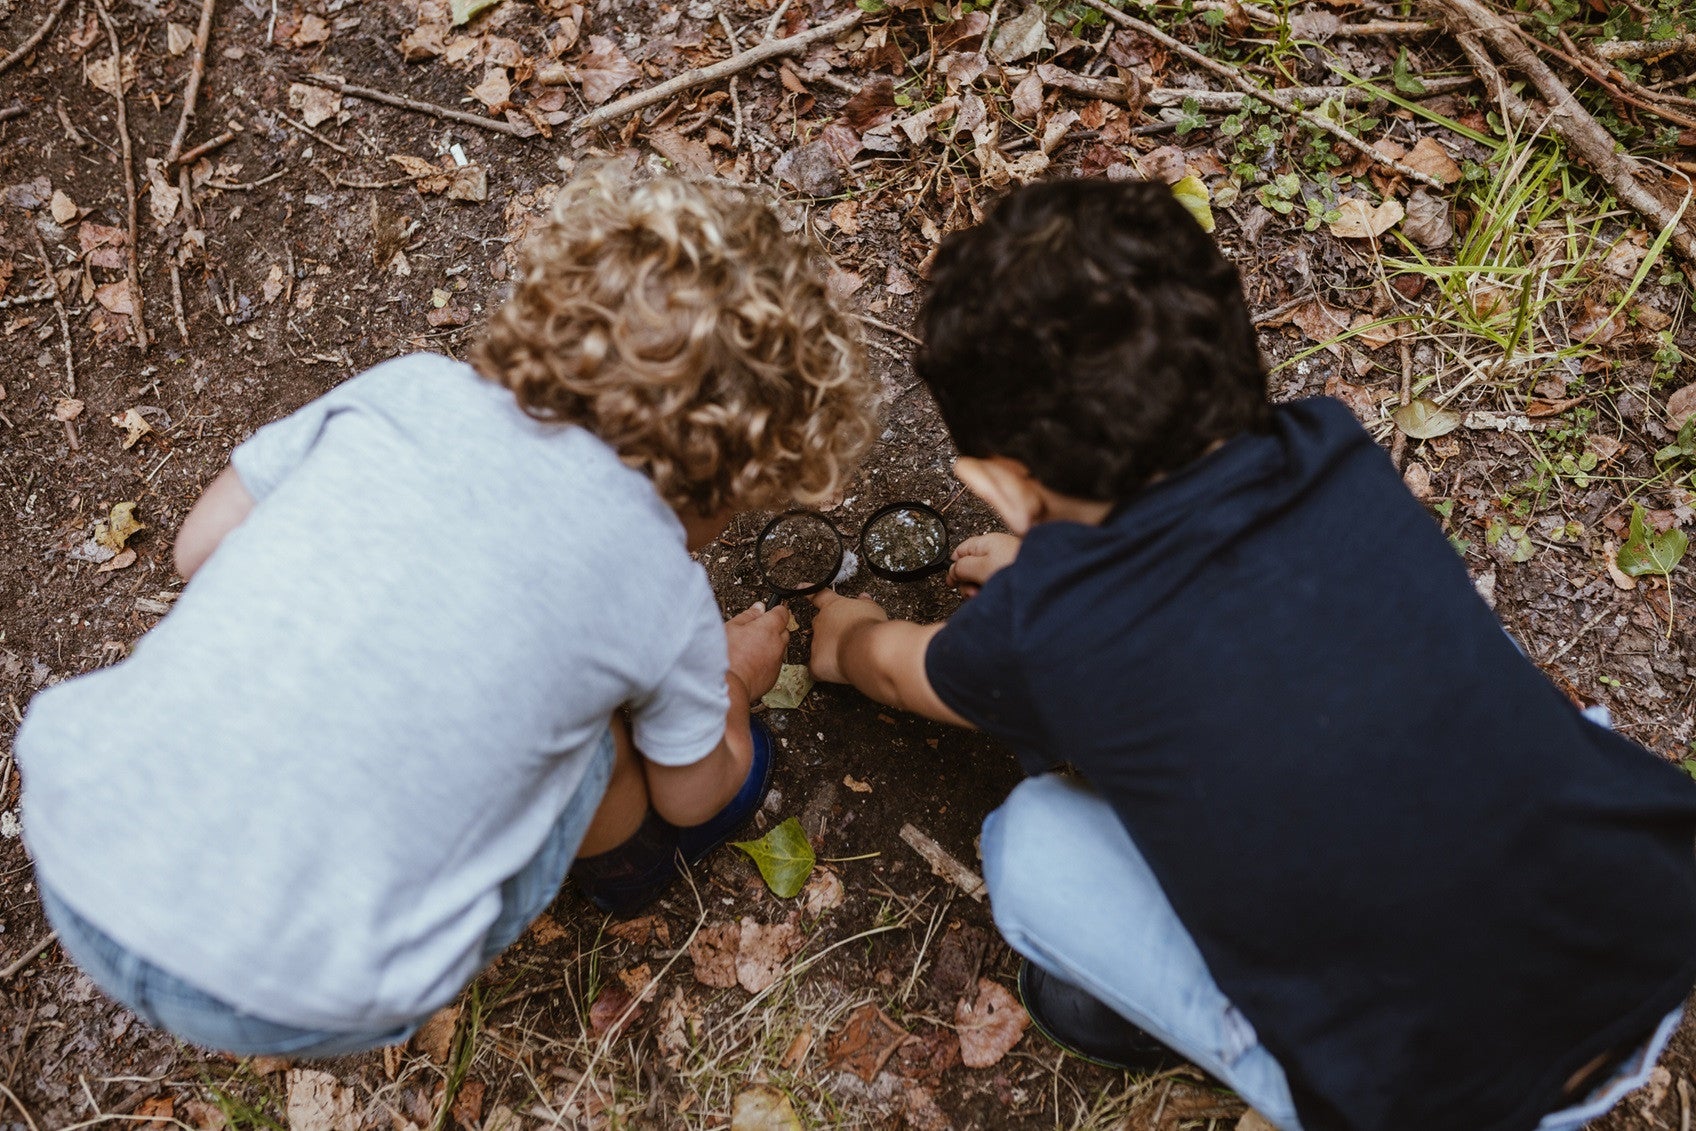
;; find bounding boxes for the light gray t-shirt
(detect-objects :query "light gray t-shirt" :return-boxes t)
[18,354,729,1029]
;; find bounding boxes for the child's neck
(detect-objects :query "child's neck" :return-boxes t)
[1034,490,1115,528]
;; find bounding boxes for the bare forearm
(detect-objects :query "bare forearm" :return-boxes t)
[838,620,972,728]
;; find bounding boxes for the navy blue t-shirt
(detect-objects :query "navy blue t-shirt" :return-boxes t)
[926,397,1696,1131]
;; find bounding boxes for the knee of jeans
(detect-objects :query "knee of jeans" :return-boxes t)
[981,775,1082,939]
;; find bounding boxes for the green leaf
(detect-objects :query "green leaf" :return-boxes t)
[1169,175,1215,233]
[1392,397,1462,440]
[732,818,816,898]
[760,664,814,710]
[450,0,501,24]
[1617,504,1688,578]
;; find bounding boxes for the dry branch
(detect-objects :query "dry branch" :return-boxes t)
[173,127,240,168]
[1145,74,1475,109]
[572,8,865,134]
[25,226,74,394]
[302,75,531,136]
[93,0,149,351]
[1593,34,1696,62]
[166,0,218,164]
[899,823,986,902]
[0,105,23,125]
[1426,0,1696,266]
[1081,0,1446,189]
[0,0,76,77]
[1195,0,1438,35]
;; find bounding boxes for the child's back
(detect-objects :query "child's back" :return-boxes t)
[810,177,1696,1131]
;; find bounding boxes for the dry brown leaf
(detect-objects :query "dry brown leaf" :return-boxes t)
[95,279,135,316]
[1236,1109,1278,1131]
[843,774,872,793]
[446,165,488,203]
[1667,383,1696,429]
[615,963,656,1001]
[388,154,451,195]
[1569,297,1625,345]
[839,76,897,132]
[649,128,717,177]
[293,14,331,46]
[730,1086,802,1131]
[285,1069,357,1131]
[483,1105,522,1131]
[134,1096,174,1122]
[886,263,915,296]
[287,82,341,128]
[1137,144,1188,184]
[802,867,845,915]
[1604,540,1639,590]
[450,1078,484,1128]
[607,914,671,947]
[1289,298,1351,345]
[426,304,469,327]
[736,918,802,994]
[825,1002,909,1082]
[179,1098,227,1130]
[167,22,195,55]
[902,1084,951,1131]
[829,200,861,235]
[144,159,182,228]
[1402,186,1453,248]
[111,408,152,449]
[955,977,1028,1068]
[574,36,639,105]
[87,54,134,96]
[689,921,740,988]
[411,1004,460,1063]
[50,191,79,225]
[527,911,567,943]
[589,980,640,1038]
[471,67,512,110]
[261,264,286,304]
[1328,197,1403,239]
[1011,71,1044,119]
[1402,136,1461,184]
[400,22,447,59]
[1348,311,1404,351]
[54,397,85,422]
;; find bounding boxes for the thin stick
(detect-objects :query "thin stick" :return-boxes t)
[170,264,188,344]
[26,225,75,394]
[0,0,76,77]
[0,933,57,980]
[281,112,351,154]
[857,312,922,345]
[165,0,217,163]
[0,1082,41,1131]
[573,9,865,134]
[1428,0,1696,265]
[301,75,531,136]
[899,823,986,902]
[0,288,54,310]
[92,0,148,351]
[1594,33,1696,62]
[204,168,288,190]
[172,127,239,168]
[0,106,24,125]
[1081,0,1445,189]
[1034,72,1475,109]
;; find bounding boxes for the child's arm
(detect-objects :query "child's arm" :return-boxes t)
[174,465,257,580]
[642,603,790,827]
[807,591,972,728]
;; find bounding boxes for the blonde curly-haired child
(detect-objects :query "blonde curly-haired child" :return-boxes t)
[16,170,877,1057]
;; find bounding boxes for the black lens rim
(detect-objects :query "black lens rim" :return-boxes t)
[755,510,845,597]
[860,501,951,581]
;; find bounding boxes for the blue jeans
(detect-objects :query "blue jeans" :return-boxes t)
[980,772,1681,1131]
[39,730,616,1058]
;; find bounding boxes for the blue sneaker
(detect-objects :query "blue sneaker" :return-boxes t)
[676,714,775,864]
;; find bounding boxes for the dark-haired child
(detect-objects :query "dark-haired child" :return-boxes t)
[808,177,1696,1131]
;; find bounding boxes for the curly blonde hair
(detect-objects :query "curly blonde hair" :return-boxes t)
[474,168,876,517]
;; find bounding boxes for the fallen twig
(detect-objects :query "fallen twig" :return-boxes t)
[573,8,865,134]
[0,105,24,125]
[26,225,75,394]
[0,1082,40,1131]
[165,0,217,163]
[92,0,149,351]
[1593,34,1696,62]
[302,74,531,136]
[204,168,288,190]
[1193,0,1438,34]
[857,312,922,345]
[899,823,986,902]
[281,112,351,154]
[0,932,57,981]
[1081,0,1446,189]
[170,264,188,344]
[0,0,76,77]
[172,127,239,169]
[1428,0,1696,267]
[1035,73,1474,109]
[0,288,54,310]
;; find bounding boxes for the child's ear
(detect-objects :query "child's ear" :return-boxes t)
[954,456,1044,535]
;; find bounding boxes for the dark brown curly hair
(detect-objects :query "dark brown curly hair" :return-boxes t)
[475,167,877,516]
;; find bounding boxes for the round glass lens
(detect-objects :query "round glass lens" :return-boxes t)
[861,505,947,576]
[756,511,843,594]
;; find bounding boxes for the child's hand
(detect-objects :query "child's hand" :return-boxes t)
[725,603,792,700]
[948,532,1022,596]
[807,590,889,683]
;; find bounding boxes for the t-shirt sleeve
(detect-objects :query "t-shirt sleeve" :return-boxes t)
[629,581,730,767]
[229,395,338,501]
[924,573,1055,771]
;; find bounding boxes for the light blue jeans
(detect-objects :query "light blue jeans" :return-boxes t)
[39,730,616,1058]
[980,771,1681,1131]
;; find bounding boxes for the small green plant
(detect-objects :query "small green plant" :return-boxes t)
[202,1072,286,1131]
[1653,331,1685,388]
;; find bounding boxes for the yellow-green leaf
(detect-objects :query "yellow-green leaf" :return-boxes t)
[760,664,814,710]
[732,817,815,898]
[1617,504,1687,578]
[1169,175,1215,234]
[450,0,502,25]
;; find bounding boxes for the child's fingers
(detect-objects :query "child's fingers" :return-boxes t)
[810,589,842,610]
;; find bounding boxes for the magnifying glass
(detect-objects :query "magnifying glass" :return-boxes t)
[754,502,950,599]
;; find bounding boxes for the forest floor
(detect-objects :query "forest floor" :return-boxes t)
[1,0,1695,1126]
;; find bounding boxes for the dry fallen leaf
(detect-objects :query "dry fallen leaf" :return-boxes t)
[825,1001,909,1082]
[94,502,146,553]
[285,1069,357,1131]
[287,82,341,128]
[607,914,671,947]
[954,977,1029,1068]
[261,264,285,304]
[54,398,85,422]
[1603,540,1639,591]
[446,165,488,203]
[527,911,567,944]
[471,67,512,110]
[110,408,152,449]
[1401,186,1453,248]
[292,13,331,45]
[1666,382,1696,430]
[573,36,639,106]
[588,981,640,1038]
[1289,298,1351,345]
[400,22,447,59]
[411,1004,460,1063]
[450,1078,485,1128]
[731,1085,803,1131]
[95,279,135,316]
[689,921,741,988]
[98,548,138,573]
[802,867,845,915]
[1328,197,1404,240]
[50,191,79,225]
[736,918,802,994]
[1402,136,1462,184]
[389,154,451,195]
[86,54,134,96]
[988,3,1052,63]
[166,21,195,55]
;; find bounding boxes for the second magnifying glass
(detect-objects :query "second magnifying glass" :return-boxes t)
[754,502,951,600]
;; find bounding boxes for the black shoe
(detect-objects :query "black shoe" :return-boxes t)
[1017,960,1181,1073]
